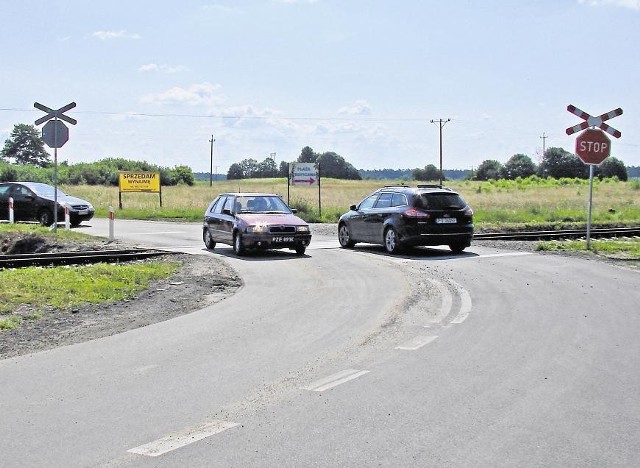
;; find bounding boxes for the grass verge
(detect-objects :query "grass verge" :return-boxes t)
[0,223,180,332]
[536,237,640,263]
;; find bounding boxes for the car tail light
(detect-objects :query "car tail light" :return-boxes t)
[463,207,474,217]
[403,208,430,218]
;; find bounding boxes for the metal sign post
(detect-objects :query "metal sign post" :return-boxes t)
[566,104,623,250]
[34,101,77,231]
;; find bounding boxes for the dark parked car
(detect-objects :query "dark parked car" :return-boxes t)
[0,181,95,227]
[338,184,474,254]
[203,192,312,256]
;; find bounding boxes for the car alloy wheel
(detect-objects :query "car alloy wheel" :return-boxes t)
[338,224,355,248]
[384,227,401,254]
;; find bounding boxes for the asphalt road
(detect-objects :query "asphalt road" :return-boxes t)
[1,219,639,467]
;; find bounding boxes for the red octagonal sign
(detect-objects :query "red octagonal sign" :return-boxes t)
[575,128,611,165]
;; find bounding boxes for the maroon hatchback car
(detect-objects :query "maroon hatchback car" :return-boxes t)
[203,192,312,256]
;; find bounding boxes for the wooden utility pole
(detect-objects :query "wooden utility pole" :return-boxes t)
[209,135,215,187]
[430,118,450,186]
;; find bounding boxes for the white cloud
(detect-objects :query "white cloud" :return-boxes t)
[337,100,373,116]
[138,63,188,74]
[141,82,224,106]
[578,0,640,9]
[93,30,141,40]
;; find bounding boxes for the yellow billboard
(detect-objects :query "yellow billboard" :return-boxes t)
[119,172,161,193]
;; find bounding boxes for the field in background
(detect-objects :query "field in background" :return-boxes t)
[62,178,640,228]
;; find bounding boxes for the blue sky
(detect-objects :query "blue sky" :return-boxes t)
[1,0,638,173]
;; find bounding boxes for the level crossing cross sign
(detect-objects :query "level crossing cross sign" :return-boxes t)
[566,105,622,139]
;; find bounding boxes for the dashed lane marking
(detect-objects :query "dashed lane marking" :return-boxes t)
[301,369,370,392]
[127,420,240,457]
[395,335,438,351]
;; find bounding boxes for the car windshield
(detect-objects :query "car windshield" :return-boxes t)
[416,193,467,210]
[26,183,66,198]
[236,195,291,213]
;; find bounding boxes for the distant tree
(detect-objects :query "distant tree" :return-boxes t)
[502,154,536,179]
[538,147,588,179]
[316,151,361,179]
[474,160,504,180]
[227,163,244,180]
[278,160,289,178]
[1,124,51,167]
[596,157,628,181]
[257,156,278,178]
[413,164,441,181]
[298,146,317,163]
[239,158,259,178]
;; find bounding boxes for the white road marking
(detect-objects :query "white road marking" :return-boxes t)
[131,231,189,235]
[127,420,239,457]
[395,335,438,351]
[425,278,453,323]
[474,252,533,259]
[449,279,472,324]
[301,369,370,392]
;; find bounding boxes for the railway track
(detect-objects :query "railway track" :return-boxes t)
[474,226,640,241]
[1,227,638,268]
[0,248,172,269]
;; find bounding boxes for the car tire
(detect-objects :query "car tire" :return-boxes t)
[449,242,466,254]
[203,229,216,249]
[384,226,402,254]
[295,245,306,256]
[233,232,245,256]
[37,208,54,227]
[338,223,355,248]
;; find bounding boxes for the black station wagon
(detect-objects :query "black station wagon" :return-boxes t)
[337,185,474,254]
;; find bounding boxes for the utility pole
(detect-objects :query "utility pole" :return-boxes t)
[430,118,450,186]
[209,135,215,187]
[540,132,547,157]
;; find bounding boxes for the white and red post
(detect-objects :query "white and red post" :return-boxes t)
[8,197,14,224]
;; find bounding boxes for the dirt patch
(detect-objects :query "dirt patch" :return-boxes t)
[0,233,241,360]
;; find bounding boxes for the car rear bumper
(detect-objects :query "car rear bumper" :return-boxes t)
[400,225,474,247]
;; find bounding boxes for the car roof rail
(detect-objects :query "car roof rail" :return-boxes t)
[416,184,451,191]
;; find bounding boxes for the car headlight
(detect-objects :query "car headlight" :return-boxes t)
[246,224,268,233]
[296,225,310,233]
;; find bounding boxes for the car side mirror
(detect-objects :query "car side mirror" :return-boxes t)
[223,209,233,216]
[350,204,357,211]
[291,208,298,214]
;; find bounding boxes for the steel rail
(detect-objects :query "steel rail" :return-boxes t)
[0,249,172,269]
[474,227,640,241]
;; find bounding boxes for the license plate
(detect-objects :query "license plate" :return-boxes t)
[272,236,294,243]
[78,210,89,215]
[436,218,457,224]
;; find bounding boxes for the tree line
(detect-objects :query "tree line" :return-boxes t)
[473,149,628,181]
[1,124,194,185]
[226,146,361,180]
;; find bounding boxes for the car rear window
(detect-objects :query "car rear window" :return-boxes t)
[416,193,467,210]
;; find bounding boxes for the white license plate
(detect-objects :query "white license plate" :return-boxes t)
[272,236,294,242]
[436,218,457,224]
[78,210,89,215]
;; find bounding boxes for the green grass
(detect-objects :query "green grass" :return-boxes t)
[536,238,640,261]
[0,224,180,331]
[0,261,179,330]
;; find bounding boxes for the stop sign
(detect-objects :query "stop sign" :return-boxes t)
[575,128,611,165]
[42,120,69,148]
